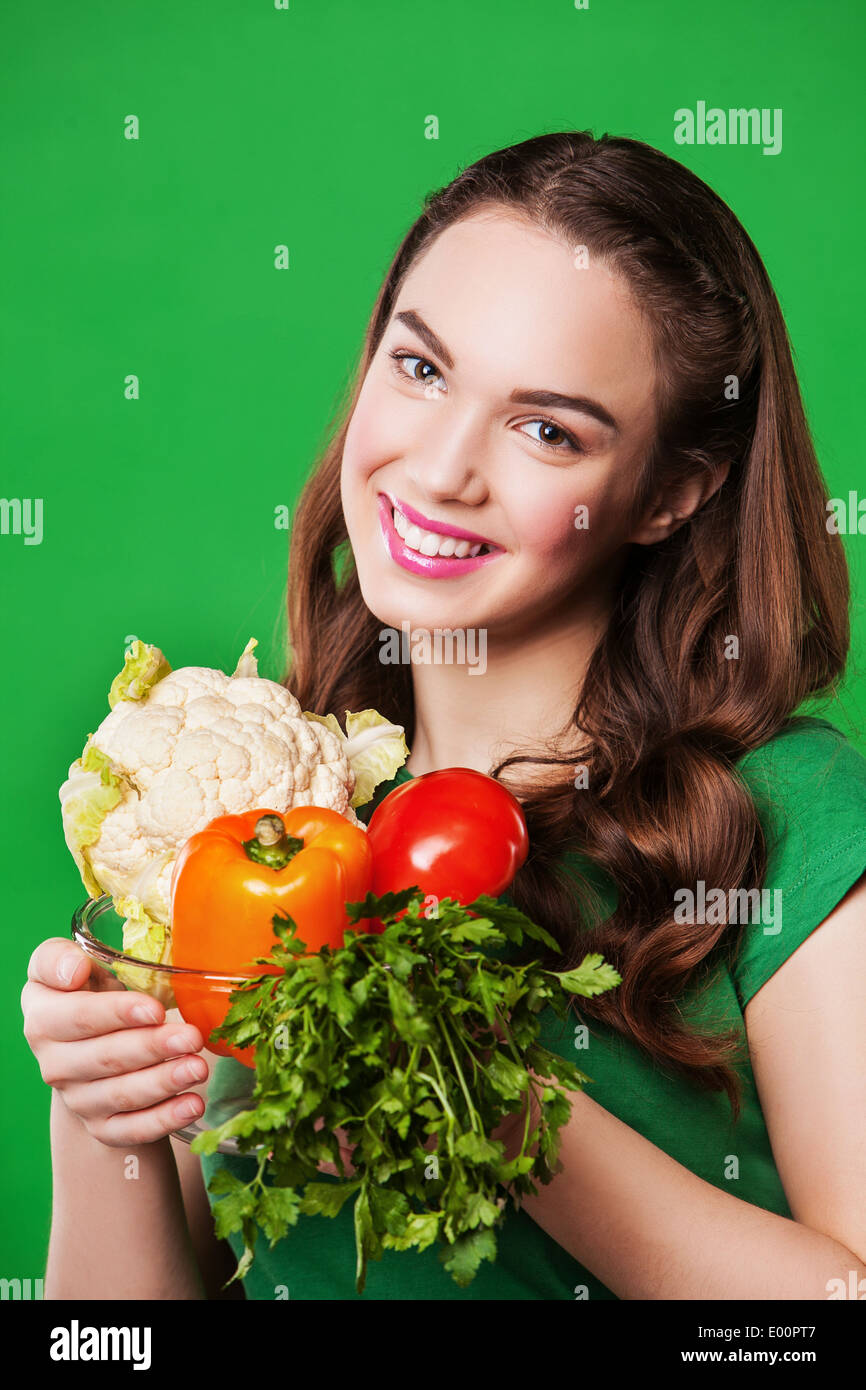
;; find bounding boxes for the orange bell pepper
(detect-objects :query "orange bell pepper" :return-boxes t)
[169,806,373,1067]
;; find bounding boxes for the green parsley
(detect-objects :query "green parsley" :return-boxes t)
[191,887,620,1294]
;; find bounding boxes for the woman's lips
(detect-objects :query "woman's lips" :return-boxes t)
[377,494,505,578]
[384,491,497,546]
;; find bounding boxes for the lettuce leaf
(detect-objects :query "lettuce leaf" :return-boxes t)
[303,708,408,808]
[108,640,172,709]
[231,637,259,678]
[114,895,176,1008]
[58,743,125,898]
[60,744,176,1003]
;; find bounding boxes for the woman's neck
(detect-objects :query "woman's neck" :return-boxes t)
[405,619,600,781]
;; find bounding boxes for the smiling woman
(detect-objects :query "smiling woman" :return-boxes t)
[130,127,866,1300]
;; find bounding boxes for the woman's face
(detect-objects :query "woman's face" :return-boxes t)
[340,209,660,643]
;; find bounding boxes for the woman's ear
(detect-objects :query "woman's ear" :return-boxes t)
[629,459,731,546]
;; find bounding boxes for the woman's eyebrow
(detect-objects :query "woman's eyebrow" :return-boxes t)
[392,308,620,434]
[394,309,456,369]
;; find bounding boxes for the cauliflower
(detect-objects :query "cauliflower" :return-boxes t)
[60,638,408,998]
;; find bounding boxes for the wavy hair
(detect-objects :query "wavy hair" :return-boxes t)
[282,131,850,1120]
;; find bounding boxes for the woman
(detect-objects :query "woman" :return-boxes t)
[26,131,866,1299]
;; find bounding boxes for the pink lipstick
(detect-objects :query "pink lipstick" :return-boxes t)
[377,493,505,578]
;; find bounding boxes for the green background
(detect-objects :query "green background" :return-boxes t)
[2,0,864,1281]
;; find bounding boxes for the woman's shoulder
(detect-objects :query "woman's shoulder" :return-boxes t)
[734,714,866,874]
[736,713,866,781]
[729,715,866,1010]
[556,716,866,1007]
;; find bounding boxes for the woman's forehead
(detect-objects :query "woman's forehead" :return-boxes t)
[392,212,657,438]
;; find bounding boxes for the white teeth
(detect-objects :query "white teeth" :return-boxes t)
[391,505,492,559]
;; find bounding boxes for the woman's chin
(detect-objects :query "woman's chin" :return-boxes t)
[368,598,488,634]
[359,581,490,640]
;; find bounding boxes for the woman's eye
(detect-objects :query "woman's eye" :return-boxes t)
[520,420,584,455]
[388,349,446,392]
[388,350,583,457]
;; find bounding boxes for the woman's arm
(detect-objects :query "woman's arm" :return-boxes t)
[44,1001,239,1302]
[46,1088,208,1300]
[508,872,866,1299]
[170,1134,246,1300]
[166,1029,247,1301]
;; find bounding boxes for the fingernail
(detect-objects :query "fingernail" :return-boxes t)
[131,1003,159,1024]
[176,1096,203,1121]
[57,953,81,985]
[173,1057,207,1086]
[165,1032,198,1055]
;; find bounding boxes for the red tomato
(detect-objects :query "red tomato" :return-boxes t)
[366,768,529,914]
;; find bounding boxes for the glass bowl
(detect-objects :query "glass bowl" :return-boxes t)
[71,895,261,1154]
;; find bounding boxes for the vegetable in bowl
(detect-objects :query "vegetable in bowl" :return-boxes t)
[59,637,407,1001]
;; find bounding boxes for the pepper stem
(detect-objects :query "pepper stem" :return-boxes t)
[243,814,304,870]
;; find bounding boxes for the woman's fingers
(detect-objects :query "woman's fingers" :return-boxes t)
[26,939,114,992]
[22,937,214,1149]
[34,1013,205,1085]
[60,1051,209,1121]
[79,1090,208,1149]
[21,977,180,1045]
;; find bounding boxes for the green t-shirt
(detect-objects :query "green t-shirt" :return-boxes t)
[199,715,866,1299]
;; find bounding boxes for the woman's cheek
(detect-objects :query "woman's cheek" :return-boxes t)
[344,382,410,485]
[512,477,628,589]
[342,398,381,488]
[341,413,387,546]
[515,496,588,569]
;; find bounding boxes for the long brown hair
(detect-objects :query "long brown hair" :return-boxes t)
[282,131,850,1120]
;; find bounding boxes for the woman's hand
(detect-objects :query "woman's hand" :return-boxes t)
[313,1117,358,1177]
[21,938,209,1147]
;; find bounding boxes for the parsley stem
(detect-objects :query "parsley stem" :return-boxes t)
[339,1094,387,1128]
[234,1146,270,1204]
[491,1005,525,1067]
[445,1008,482,1083]
[490,1004,544,1159]
[519,1076,533,1156]
[436,1014,481,1134]
[415,1062,456,1137]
